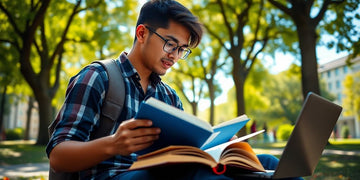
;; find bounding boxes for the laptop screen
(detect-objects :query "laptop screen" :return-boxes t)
[273,92,342,179]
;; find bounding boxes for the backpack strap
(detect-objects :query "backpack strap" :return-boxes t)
[91,59,125,139]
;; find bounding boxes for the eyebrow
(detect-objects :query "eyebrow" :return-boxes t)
[165,35,189,47]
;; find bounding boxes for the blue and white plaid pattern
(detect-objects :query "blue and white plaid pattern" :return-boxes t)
[46,52,183,179]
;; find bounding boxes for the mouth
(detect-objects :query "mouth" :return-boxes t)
[161,58,174,69]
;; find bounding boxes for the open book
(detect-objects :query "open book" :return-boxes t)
[134,97,250,155]
[129,132,265,175]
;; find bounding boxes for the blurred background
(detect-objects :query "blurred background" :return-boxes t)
[0,0,360,179]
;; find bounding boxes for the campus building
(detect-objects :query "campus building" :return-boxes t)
[318,55,360,139]
[1,96,39,140]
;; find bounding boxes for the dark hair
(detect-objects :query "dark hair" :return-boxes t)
[135,0,203,48]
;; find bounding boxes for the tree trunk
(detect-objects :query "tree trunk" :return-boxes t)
[233,58,247,136]
[296,21,321,98]
[191,102,198,116]
[35,92,53,145]
[0,86,7,140]
[208,81,215,126]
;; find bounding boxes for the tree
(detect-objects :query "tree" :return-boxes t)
[268,0,360,98]
[0,40,21,139]
[165,59,205,116]
[197,42,226,125]
[165,37,226,125]
[194,0,276,135]
[0,0,103,145]
[263,64,303,125]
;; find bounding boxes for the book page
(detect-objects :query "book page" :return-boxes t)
[201,116,250,150]
[131,146,218,171]
[204,130,264,162]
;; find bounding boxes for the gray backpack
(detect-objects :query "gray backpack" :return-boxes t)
[48,59,125,180]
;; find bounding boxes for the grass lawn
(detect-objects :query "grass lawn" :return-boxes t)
[250,138,360,180]
[0,139,359,179]
[0,140,48,166]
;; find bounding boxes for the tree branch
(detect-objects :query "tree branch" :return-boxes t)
[268,0,292,16]
[235,0,252,50]
[203,24,228,53]
[49,0,82,66]
[50,46,63,98]
[40,21,48,68]
[75,0,102,14]
[0,39,20,52]
[216,0,234,46]
[313,0,344,25]
[245,0,264,66]
[33,38,42,57]
[0,2,23,36]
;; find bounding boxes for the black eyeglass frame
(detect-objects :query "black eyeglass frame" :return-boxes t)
[145,26,192,60]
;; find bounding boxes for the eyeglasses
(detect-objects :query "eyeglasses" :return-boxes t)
[145,26,192,60]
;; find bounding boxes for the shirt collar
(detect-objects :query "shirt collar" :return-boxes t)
[117,52,161,85]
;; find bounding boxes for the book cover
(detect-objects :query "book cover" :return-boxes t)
[134,98,250,155]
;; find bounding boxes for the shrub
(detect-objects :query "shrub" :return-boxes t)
[5,127,24,140]
[341,125,350,139]
[276,124,294,141]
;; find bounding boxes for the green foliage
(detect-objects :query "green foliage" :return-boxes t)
[322,0,360,59]
[342,71,360,121]
[276,124,294,141]
[5,128,24,140]
[261,64,303,125]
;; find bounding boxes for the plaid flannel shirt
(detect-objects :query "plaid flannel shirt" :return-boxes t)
[46,52,183,179]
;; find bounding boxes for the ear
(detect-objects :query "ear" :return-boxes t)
[135,24,147,43]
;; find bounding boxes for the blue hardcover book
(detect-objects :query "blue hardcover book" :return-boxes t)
[134,97,250,155]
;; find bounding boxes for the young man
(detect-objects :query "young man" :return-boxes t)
[47,0,286,179]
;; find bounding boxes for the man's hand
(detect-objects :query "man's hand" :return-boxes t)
[110,118,161,156]
[49,118,160,172]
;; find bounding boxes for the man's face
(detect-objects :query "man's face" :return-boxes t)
[142,21,191,76]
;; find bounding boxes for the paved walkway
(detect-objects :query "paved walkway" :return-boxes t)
[253,148,360,156]
[0,149,359,179]
[0,162,49,179]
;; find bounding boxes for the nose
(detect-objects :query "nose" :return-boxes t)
[167,49,179,61]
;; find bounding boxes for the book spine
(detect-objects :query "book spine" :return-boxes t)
[212,164,227,175]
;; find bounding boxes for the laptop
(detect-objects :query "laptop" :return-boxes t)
[234,92,342,179]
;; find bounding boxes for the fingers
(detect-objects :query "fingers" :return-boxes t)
[121,118,153,129]
[111,119,161,155]
[119,119,160,138]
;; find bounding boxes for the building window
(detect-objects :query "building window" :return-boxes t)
[337,93,342,102]
[328,82,332,90]
[336,80,340,89]
[343,66,348,74]
[335,68,339,76]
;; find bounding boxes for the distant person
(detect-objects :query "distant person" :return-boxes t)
[273,128,277,142]
[251,120,257,133]
[263,122,269,143]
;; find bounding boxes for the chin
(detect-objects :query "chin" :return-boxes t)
[154,68,168,76]
[157,72,166,76]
